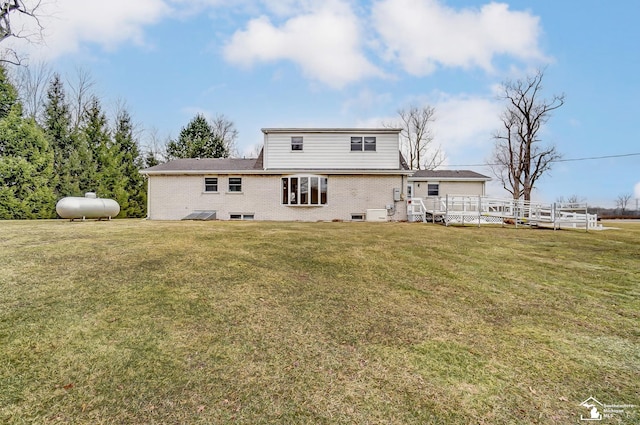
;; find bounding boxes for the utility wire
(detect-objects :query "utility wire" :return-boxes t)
[438,152,640,168]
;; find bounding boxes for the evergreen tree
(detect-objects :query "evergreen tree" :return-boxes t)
[41,73,85,197]
[144,149,160,168]
[78,96,115,195]
[112,108,146,217]
[166,114,229,159]
[0,105,56,219]
[0,65,17,119]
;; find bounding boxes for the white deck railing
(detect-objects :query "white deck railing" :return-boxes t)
[408,196,601,230]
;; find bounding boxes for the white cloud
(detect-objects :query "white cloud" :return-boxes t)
[431,94,501,155]
[372,0,545,75]
[341,88,393,115]
[8,0,171,60]
[223,1,383,88]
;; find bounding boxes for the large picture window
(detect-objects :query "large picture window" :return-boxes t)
[282,176,328,206]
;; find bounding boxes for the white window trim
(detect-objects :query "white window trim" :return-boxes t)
[203,177,219,193]
[350,136,376,152]
[427,182,440,197]
[227,177,243,193]
[282,174,328,206]
[230,213,255,220]
[291,136,303,152]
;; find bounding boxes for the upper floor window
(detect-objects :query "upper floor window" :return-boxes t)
[350,137,362,151]
[204,177,218,192]
[364,137,376,151]
[282,176,328,206]
[351,136,376,151]
[229,177,242,192]
[291,136,303,151]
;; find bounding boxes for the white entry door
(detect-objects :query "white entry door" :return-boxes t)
[407,183,414,199]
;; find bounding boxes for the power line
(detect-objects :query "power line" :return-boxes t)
[438,152,640,168]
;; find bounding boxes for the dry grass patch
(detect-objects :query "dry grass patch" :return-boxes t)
[1,220,638,424]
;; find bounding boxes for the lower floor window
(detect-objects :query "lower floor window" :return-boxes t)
[428,183,439,196]
[229,177,242,192]
[282,176,327,205]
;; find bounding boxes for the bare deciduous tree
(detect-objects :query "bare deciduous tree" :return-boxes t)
[615,193,632,214]
[12,59,51,119]
[142,126,169,167]
[211,113,239,157]
[67,67,96,130]
[1,0,44,65]
[556,194,584,205]
[491,69,565,201]
[387,104,442,170]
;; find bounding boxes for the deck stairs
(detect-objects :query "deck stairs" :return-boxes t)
[407,196,601,230]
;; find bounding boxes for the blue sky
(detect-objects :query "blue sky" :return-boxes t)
[10,0,640,207]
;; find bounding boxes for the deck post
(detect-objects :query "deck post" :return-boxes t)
[478,195,481,227]
[585,203,589,232]
[445,194,449,227]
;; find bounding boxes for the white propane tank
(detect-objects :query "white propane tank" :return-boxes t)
[56,193,120,220]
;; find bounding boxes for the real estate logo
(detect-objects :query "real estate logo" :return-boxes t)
[579,396,637,422]
[580,397,603,421]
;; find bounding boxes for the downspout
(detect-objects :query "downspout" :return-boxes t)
[146,176,151,219]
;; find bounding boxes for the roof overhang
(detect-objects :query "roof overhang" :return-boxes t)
[141,169,413,176]
[261,128,403,134]
[408,176,491,182]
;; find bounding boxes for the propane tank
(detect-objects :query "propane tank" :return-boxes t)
[56,193,120,220]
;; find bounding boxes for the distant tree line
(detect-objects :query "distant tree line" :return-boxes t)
[0,64,146,219]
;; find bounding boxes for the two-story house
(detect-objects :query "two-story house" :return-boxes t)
[141,128,412,221]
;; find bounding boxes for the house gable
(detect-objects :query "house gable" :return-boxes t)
[261,128,403,171]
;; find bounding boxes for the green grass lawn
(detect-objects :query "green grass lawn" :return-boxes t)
[1,220,638,424]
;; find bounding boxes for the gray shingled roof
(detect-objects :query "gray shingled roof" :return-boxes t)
[143,155,263,173]
[410,170,491,180]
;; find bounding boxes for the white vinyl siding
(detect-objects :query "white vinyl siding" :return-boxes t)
[264,131,399,170]
[412,181,486,199]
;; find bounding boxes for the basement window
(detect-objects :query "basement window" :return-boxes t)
[351,213,365,221]
[230,213,254,220]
